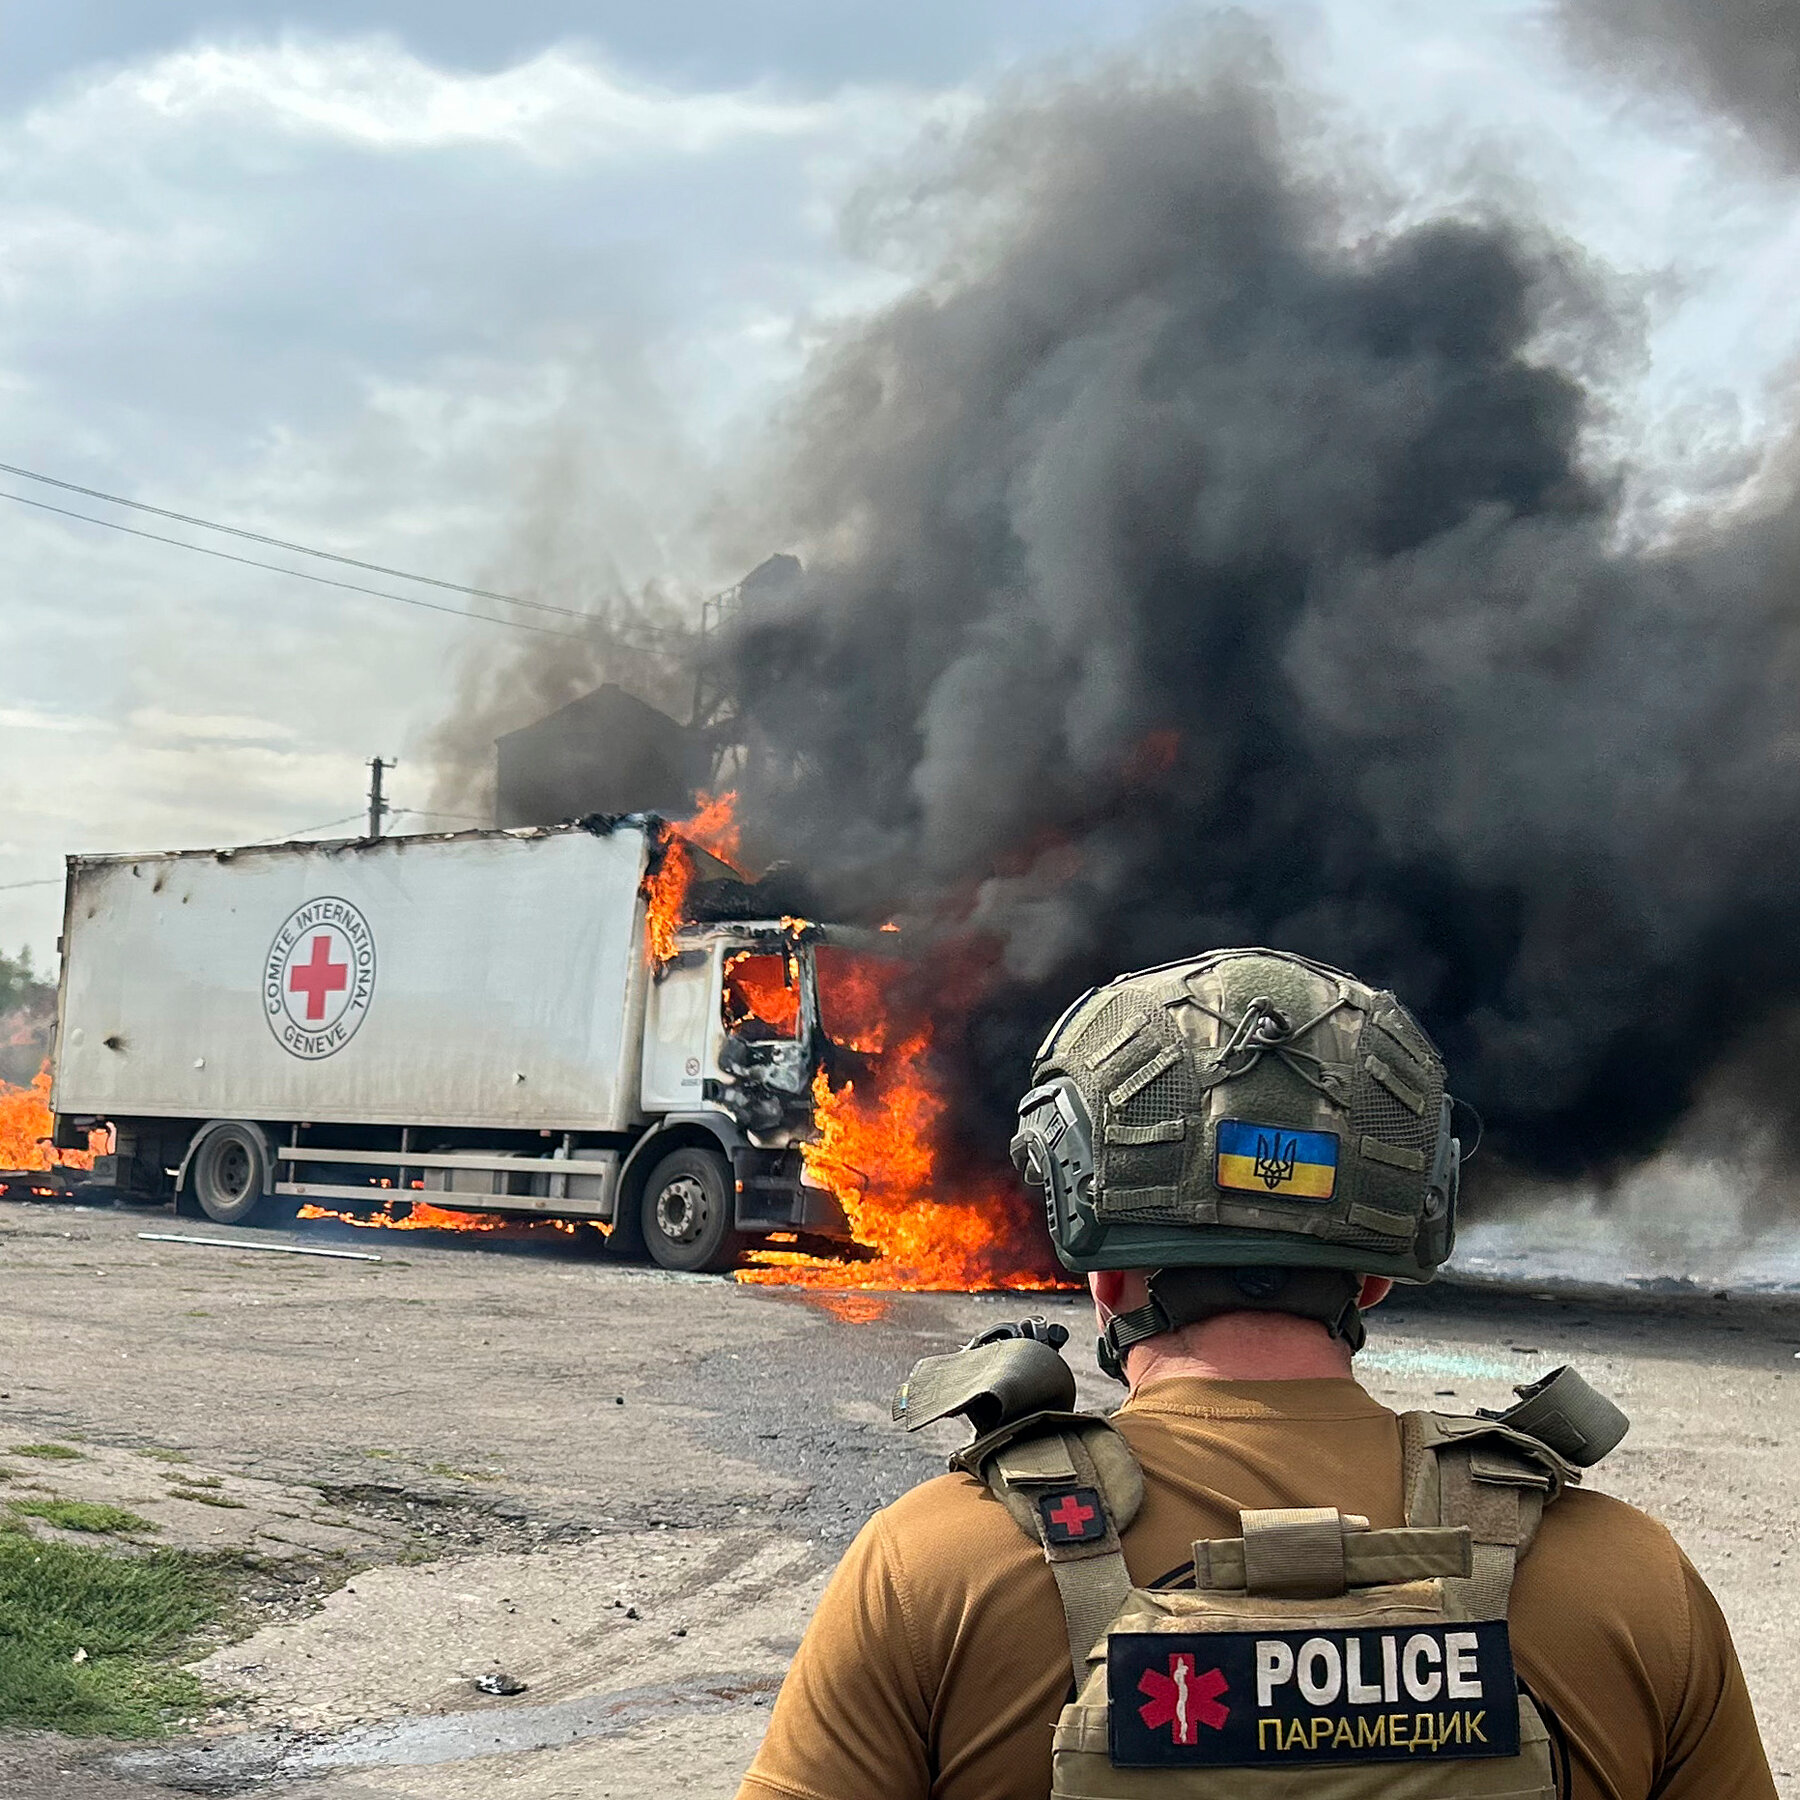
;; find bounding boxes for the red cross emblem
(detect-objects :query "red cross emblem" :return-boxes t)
[288,933,349,1021]
[1038,1488,1107,1544]
[1139,1654,1229,1744]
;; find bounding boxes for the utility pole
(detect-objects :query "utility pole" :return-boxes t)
[367,758,393,839]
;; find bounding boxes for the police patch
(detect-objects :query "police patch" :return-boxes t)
[1106,1622,1519,1768]
[1215,1120,1338,1201]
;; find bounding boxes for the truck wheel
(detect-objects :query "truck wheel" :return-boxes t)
[640,1148,744,1274]
[188,1124,271,1225]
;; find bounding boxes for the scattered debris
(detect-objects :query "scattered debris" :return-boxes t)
[472,1671,527,1696]
[137,1233,381,1262]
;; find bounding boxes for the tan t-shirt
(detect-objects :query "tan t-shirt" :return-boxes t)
[737,1378,1774,1800]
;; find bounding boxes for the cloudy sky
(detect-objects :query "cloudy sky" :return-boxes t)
[2,0,1796,961]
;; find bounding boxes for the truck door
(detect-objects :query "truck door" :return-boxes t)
[639,948,717,1113]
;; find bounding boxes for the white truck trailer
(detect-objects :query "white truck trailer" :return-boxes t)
[48,819,859,1271]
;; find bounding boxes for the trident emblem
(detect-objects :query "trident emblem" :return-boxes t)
[1253,1132,1297,1190]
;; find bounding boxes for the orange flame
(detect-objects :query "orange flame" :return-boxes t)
[0,1066,101,1172]
[285,787,1063,1289]
[296,1200,584,1237]
[643,790,744,964]
[741,948,1066,1293]
[723,949,801,1036]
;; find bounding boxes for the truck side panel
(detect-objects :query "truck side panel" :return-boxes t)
[52,827,651,1133]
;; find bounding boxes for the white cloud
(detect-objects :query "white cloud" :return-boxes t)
[0,29,938,957]
[125,707,302,745]
[21,36,934,167]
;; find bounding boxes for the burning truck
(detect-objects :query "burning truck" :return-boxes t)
[45,811,895,1272]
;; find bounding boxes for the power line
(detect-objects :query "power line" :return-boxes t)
[0,458,593,621]
[0,489,582,638]
[0,812,371,885]
[245,813,367,845]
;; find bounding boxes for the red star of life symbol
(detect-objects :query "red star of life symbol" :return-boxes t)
[1138,1654,1229,1744]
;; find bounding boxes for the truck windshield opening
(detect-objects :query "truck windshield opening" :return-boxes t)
[723,952,801,1041]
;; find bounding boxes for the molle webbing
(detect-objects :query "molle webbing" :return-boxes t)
[1193,1507,1474,1595]
[1401,1413,1568,1621]
[981,1422,1143,1688]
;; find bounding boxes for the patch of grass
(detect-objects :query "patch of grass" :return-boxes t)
[361,1448,395,1460]
[169,1489,245,1511]
[0,1533,221,1735]
[426,1462,497,1482]
[10,1444,84,1462]
[170,1475,220,1490]
[135,1448,191,1466]
[9,1501,159,1537]
[182,1310,211,1319]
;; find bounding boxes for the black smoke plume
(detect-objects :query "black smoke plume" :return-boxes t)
[1558,0,1800,169]
[706,45,1800,1190]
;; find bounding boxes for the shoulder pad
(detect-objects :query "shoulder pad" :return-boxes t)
[892,1337,1076,1438]
[952,1409,1145,1537]
[1408,1412,1579,1504]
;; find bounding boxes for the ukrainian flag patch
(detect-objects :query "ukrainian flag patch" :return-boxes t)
[1216,1121,1339,1201]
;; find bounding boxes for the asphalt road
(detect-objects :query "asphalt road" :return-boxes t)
[0,1198,1795,1798]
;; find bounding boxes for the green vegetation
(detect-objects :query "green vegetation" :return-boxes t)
[8,1501,158,1536]
[0,1533,219,1734]
[135,1447,191,1465]
[427,1462,497,1482]
[10,1444,85,1461]
[0,946,51,1018]
[168,1488,245,1510]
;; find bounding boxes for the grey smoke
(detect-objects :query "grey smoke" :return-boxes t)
[1557,0,1800,168]
[703,46,1800,1183]
[425,594,694,825]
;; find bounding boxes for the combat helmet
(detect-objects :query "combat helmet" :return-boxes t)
[1011,949,1461,1374]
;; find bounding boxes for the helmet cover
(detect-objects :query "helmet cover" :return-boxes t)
[1011,949,1459,1281]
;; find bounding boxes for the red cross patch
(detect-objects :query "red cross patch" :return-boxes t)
[1038,1487,1107,1544]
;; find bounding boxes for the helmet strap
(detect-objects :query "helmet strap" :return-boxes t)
[1096,1265,1367,1385]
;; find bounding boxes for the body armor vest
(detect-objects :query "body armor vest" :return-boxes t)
[897,1333,1626,1800]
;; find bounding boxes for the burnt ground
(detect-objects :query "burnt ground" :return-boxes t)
[0,1197,1795,1798]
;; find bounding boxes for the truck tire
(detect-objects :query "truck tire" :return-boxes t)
[188,1123,272,1225]
[640,1147,744,1274]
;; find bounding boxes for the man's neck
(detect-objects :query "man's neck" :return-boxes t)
[1125,1310,1357,1392]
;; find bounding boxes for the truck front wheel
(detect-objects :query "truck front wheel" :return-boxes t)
[188,1123,272,1225]
[640,1148,744,1274]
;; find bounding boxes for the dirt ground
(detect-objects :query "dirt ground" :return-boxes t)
[0,1197,1795,1798]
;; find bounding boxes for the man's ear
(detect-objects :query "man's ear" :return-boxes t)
[1358,1275,1394,1310]
[1090,1269,1128,1312]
